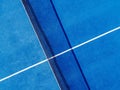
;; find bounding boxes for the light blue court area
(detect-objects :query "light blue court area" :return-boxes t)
[52,0,120,46]
[23,0,120,90]
[1,0,120,90]
[74,29,120,90]
[52,0,120,89]
[0,0,59,90]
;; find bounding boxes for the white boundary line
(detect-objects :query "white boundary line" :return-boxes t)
[0,25,120,82]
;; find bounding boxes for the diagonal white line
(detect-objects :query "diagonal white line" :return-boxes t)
[0,26,120,82]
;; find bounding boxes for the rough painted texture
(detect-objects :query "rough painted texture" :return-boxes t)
[24,0,120,90]
[52,0,120,89]
[5,0,120,90]
[27,0,89,89]
[0,0,59,90]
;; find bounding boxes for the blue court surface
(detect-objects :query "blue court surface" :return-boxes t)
[1,0,120,90]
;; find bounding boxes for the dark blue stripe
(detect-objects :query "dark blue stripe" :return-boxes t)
[49,0,90,89]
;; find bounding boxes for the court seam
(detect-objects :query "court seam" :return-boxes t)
[0,26,120,82]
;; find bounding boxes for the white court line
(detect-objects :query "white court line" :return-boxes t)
[0,26,120,82]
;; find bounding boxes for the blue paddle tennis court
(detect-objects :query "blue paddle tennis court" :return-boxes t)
[0,0,120,90]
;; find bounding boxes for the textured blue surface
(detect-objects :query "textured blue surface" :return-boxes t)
[24,0,120,90]
[74,30,120,90]
[26,0,88,89]
[0,0,59,90]
[52,0,120,89]
[53,0,120,46]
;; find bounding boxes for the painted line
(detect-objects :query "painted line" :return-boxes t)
[0,26,120,82]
